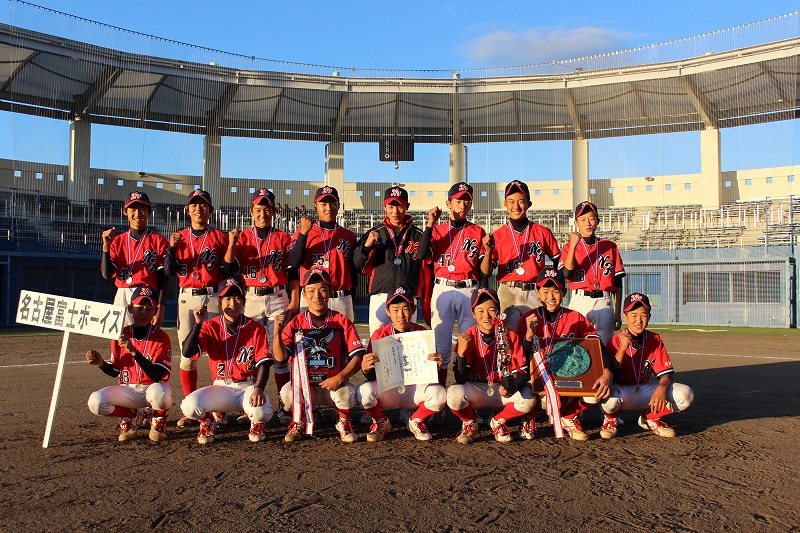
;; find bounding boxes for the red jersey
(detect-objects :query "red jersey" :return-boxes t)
[492,221,560,282]
[172,227,228,288]
[515,307,599,352]
[291,223,356,292]
[367,322,428,351]
[607,330,674,386]
[429,220,486,281]
[109,324,172,385]
[233,227,291,288]
[281,310,366,384]
[558,238,625,292]
[197,315,272,382]
[108,229,167,289]
[460,325,528,382]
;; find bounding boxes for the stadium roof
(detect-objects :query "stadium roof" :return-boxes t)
[1,23,800,144]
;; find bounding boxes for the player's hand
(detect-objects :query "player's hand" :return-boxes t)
[618,329,633,351]
[364,230,380,248]
[613,312,622,331]
[228,228,240,246]
[193,305,208,323]
[169,232,183,247]
[117,335,134,354]
[319,374,345,391]
[482,233,494,252]
[101,227,117,251]
[592,368,612,399]
[86,349,103,365]
[455,332,472,357]
[361,352,378,372]
[298,215,313,235]
[427,206,442,226]
[498,385,511,398]
[569,231,582,246]
[525,313,539,341]
[249,387,267,407]
[649,384,669,414]
[274,314,286,335]
[427,353,443,368]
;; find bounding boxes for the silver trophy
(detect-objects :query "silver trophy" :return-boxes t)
[494,314,517,395]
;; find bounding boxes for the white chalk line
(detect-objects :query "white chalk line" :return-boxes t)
[671,351,800,361]
[0,354,186,370]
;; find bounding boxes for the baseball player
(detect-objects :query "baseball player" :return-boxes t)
[357,286,446,442]
[179,277,274,444]
[600,293,694,438]
[492,180,561,332]
[354,186,424,335]
[288,186,358,322]
[559,201,625,345]
[100,191,168,326]
[417,182,493,385]
[273,269,366,443]
[223,187,299,423]
[163,189,230,427]
[446,288,535,444]
[516,268,613,441]
[85,286,172,442]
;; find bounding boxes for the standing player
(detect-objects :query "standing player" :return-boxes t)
[600,293,694,438]
[179,277,274,444]
[446,288,535,444]
[417,182,493,385]
[516,268,613,441]
[273,269,366,443]
[357,286,446,442]
[224,187,299,422]
[559,201,625,345]
[492,180,561,332]
[288,186,358,321]
[86,286,172,442]
[354,186,424,335]
[100,191,168,326]
[164,189,230,426]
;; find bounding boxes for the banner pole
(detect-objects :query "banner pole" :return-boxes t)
[42,331,70,449]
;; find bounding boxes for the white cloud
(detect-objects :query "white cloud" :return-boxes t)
[459,26,635,66]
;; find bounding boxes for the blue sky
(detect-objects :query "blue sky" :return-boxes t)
[2,0,800,183]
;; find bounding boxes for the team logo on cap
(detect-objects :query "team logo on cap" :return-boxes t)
[630,293,644,302]
[258,188,268,196]
[391,188,402,197]
[543,269,557,278]
[138,287,153,297]
[190,189,205,198]
[459,183,469,192]
[394,287,407,295]
[321,186,333,194]
[130,192,143,200]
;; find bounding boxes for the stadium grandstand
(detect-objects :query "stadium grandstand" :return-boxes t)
[0,2,798,327]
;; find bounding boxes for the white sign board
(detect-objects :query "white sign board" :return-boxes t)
[16,290,125,340]
[372,330,438,394]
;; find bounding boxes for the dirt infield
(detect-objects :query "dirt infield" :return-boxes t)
[0,327,798,531]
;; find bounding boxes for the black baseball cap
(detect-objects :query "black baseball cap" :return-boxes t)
[448,182,473,200]
[251,187,276,206]
[574,201,598,218]
[314,186,339,203]
[470,287,500,310]
[383,186,409,208]
[124,191,151,210]
[504,180,529,198]
[302,268,331,287]
[386,286,415,307]
[130,285,157,306]
[623,292,651,312]
[218,277,245,298]
[187,189,213,207]
[536,268,565,289]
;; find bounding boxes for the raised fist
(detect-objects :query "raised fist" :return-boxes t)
[456,332,472,357]
[193,305,208,323]
[427,206,442,226]
[101,227,117,250]
[482,233,494,251]
[169,232,183,248]
[299,215,314,235]
[364,230,380,248]
[228,228,240,245]
[86,349,103,365]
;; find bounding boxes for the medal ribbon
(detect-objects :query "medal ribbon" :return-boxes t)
[507,221,531,273]
[125,228,150,280]
[626,330,647,386]
[385,221,410,262]
[129,324,154,385]
[252,227,274,282]
[292,330,315,435]
[529,334,564,438]
[446,221,468,271]
[188,227,211,277]
[579,237,602,289]
[476,327,498,384]
[543,308,564,355]
[317,222,337,265]
[221,315,244,381]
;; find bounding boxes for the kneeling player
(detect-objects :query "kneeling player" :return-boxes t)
[517,268,613,441]
[180,278,273,444]
[273,269,366,443]
[600,293,694,438]
[446,288,535,444]
[357,286,446,442]
[86,286,172,442]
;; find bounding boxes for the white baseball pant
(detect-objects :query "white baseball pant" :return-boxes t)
[430,281,478,368]
[279,381,356,412]
[180,379,274,423]
[177,289,221,374]
[599,381,694,414]
[497,282,542,332]
[446,381,536,414]
[567,290,615,345]
[357,381,446,412]
[88,382,172,415]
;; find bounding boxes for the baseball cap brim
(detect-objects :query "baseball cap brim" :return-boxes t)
[124,199,151,209]
[386,293,414,306]
[449,191,473,200]
[130,295,157,306]
[383,197,409,208]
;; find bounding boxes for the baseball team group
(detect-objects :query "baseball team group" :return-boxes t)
[86,180,694,445]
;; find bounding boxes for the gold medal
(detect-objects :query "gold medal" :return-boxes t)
[397,386,406,395]
[486,383,495,397]
[225,378,233,385]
